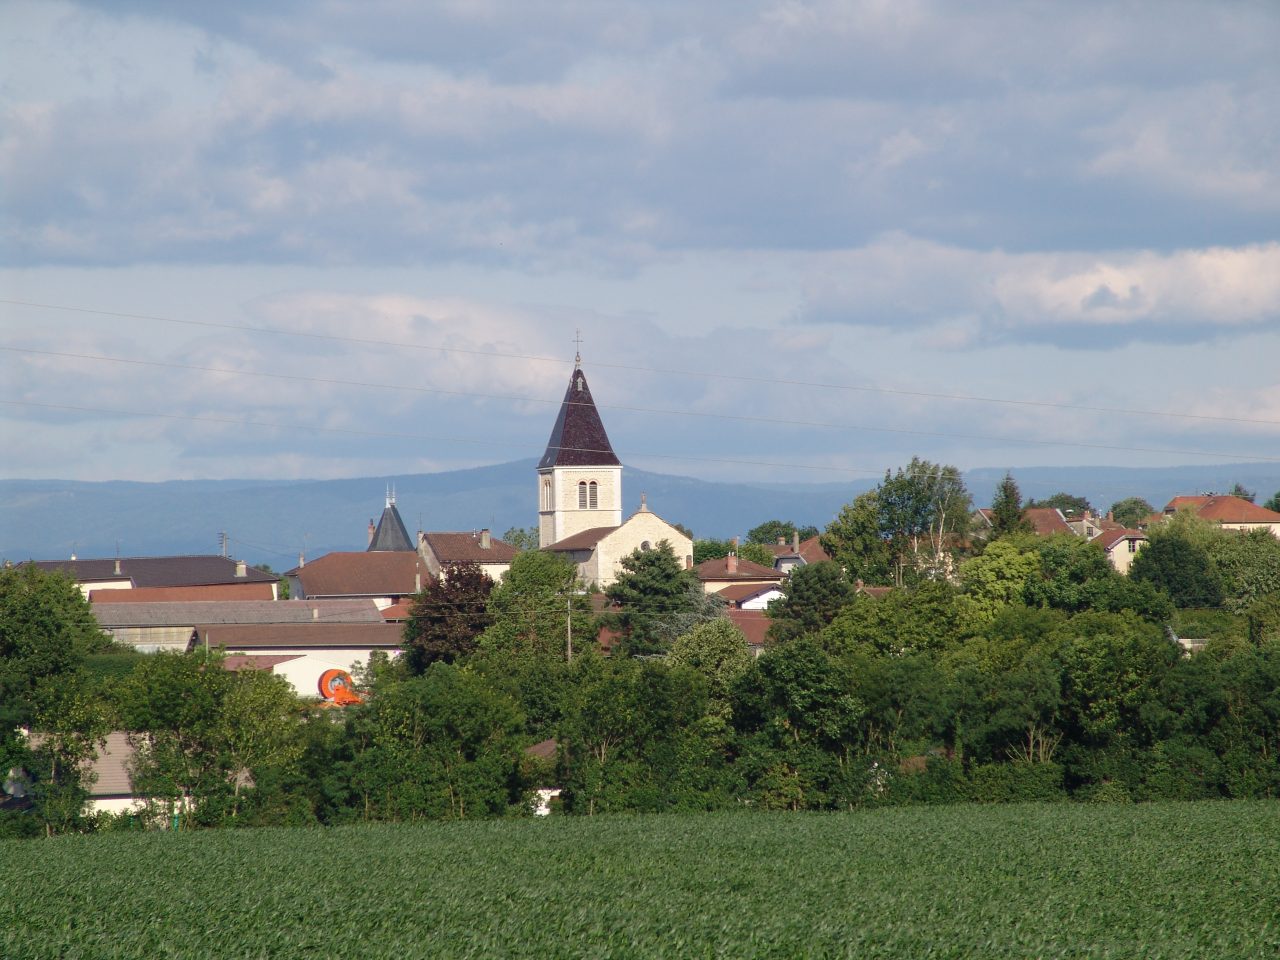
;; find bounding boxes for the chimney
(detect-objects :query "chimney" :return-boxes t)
[1107,511,1114,522]
[113,558,121,576]
[368,519,375,546]
[792,530,800,553]
[298,552,305,569]
[777,535,786,546]
[415,572,422,592]
[480,528,491,550]
[235,560,247,578]
[732,536,739,549]
[727,553,738,574]
[312,607,319,621]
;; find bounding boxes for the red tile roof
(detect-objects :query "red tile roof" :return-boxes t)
[1177,495,1280,524]
[1093,529,1147,552]
[725,609,770,648]
[90,583,277,603]
[287,552,428,598]
[1023,507,1073,536]
[766,535,831,564]
[695,556,782,582]
[422,531,519,563]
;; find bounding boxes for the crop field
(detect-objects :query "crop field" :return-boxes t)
[2,802,1279,959]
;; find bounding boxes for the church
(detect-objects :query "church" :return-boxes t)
[536,355,692,588]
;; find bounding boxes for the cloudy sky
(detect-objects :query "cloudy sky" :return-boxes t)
[2,0,1278,495]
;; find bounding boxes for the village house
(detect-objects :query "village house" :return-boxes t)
[1162,495,1280,538]
[28,555,278,601]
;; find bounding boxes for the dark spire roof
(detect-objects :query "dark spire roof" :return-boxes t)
[538,366,621,469]
[368,492,414,552]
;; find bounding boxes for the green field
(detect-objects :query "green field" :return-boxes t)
[2,802,1278,959]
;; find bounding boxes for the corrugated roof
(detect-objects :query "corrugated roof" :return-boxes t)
[422,531,519,563]
[368,501,414,552]
[192,622,404,649]
[222,654,303,672]
[286,552,427,598]
[538,366,621,469]
[28,555,276,587]
[92,599,383,627]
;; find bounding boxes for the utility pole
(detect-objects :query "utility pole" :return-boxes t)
[566,594,573,663]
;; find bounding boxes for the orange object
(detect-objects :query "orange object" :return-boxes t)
[317,669,362,705]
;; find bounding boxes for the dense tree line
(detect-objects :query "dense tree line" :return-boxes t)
[5,471,1280,838]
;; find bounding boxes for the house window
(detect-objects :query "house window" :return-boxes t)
[588,480,598,509]
[1129,539,1138,553]
[578,481,588,509]
[640,540,651,551]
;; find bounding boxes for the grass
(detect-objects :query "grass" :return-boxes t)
[2,802,1278,959]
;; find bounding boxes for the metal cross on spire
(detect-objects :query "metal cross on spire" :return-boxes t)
[572,328,583,367]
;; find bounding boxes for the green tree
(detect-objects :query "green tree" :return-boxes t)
[821,491,892,585]
[1246,595,1280,646]
[604,542,718,657]
[0,566,105,729]
[27,674,112,835]
[747,520,819,545]
[692,539,772,567]
[958,536,1041,623]
[766,561,854,644]
[1263,490,1280,513]
[218,668,304,818]
[502,526,540,552]
[1027,492,1093,517]
[1109,497,1155,529]
[1208,529,1280,613]
[989,474,1031,538]
[115,651,239,825]
[876,458,972,586]
[669,619,752,721]
[361,664,527,820]
[822,580,970,658]
[478,551,591,661]
[1025,535,1171,620]
[558,657,722,814]
[403,561,494,672]
[1130,531,1224,609]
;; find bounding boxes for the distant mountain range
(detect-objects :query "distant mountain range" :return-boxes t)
[3,459,1278,569]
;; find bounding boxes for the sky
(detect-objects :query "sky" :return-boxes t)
[2,0,1278,498]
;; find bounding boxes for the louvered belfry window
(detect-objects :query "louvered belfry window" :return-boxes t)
[588,481,598,509]
[578,481,588,509]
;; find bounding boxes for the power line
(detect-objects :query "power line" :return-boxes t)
[5,346,1279,465]
[3,297,1276,429]
[0,398,889,476]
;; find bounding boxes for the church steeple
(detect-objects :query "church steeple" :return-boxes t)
[537,358,623,548]
[368,486,414,552]
[538,366,621,469]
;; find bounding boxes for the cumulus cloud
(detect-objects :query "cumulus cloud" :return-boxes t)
[798,236,1280,347]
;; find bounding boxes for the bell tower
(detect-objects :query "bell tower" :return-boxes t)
[537,353,622,547]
